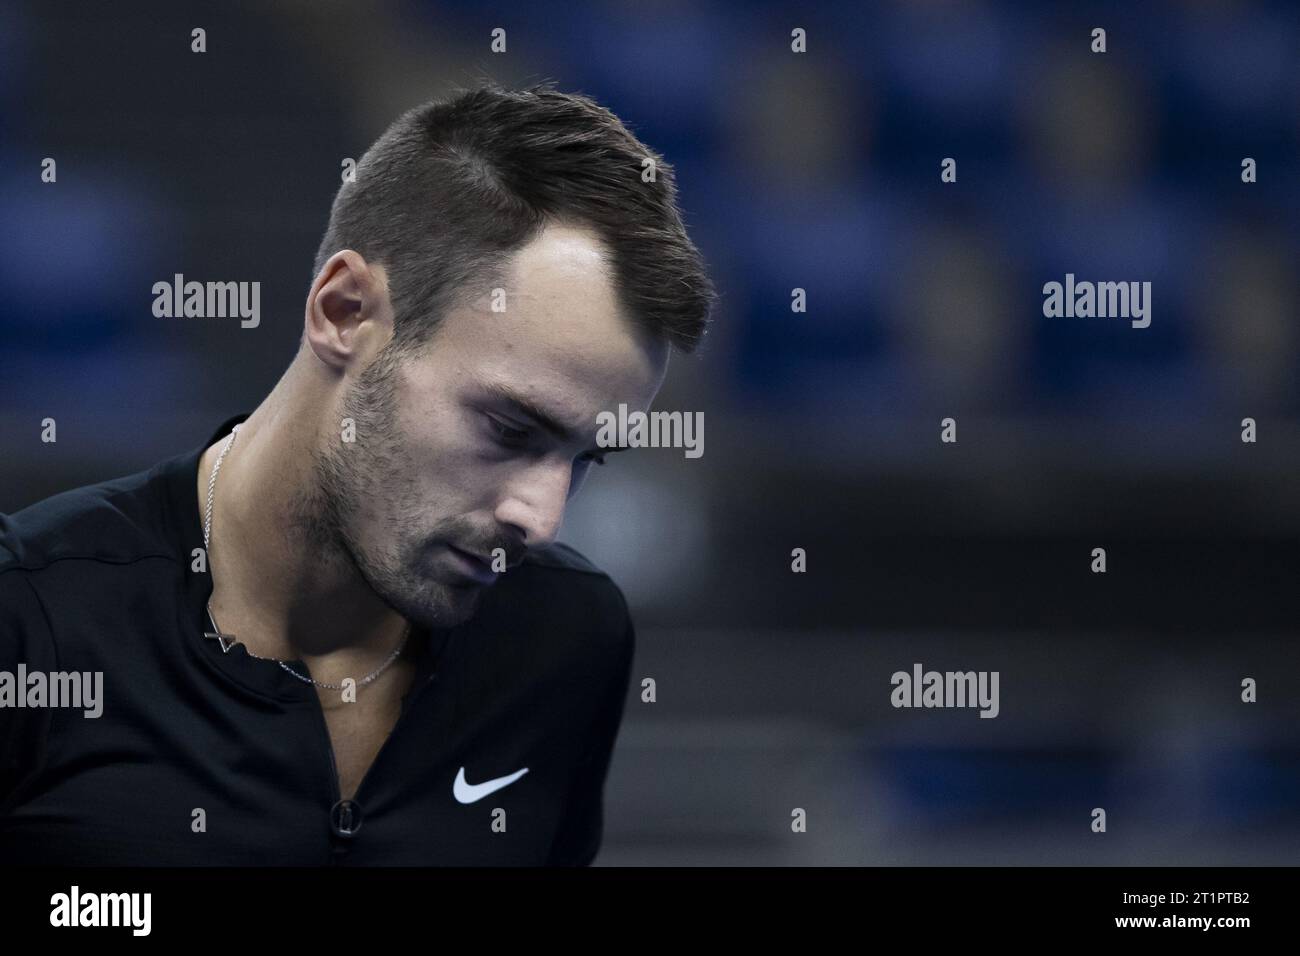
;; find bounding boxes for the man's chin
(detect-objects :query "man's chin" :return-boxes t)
[407,579,486,630]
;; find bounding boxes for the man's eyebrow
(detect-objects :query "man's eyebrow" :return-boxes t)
[479,383,634,454]
[480,382,581,444]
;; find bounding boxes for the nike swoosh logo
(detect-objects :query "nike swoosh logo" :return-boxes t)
[453,765,529,804]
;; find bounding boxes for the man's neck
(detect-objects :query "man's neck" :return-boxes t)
[196,370,408,672]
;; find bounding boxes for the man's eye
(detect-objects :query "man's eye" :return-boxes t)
[487,416,531,446]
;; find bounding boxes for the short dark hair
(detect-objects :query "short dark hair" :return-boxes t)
[313,81,715,354]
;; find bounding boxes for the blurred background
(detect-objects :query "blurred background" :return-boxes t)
[2,0,1298,864]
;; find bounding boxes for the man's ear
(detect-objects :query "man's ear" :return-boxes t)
[304,251,391,369]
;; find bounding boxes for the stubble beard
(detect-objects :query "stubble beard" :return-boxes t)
[294,346,484,631]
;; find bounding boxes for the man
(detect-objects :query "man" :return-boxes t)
[0,83,714,865]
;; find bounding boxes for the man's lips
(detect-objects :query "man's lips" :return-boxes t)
[444,544,498,585]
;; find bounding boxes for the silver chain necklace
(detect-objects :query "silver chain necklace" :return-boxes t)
[202,422,409,690]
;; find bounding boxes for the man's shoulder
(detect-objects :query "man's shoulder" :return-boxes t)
[514,543,628,613]
[470,542,634,650]
[517,541,611,578]
[458,542,636,712]
[0,456,181,577]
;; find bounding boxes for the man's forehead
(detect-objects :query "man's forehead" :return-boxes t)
[439,297,667,402]
[400,301,661,423]
[508,220,615,286]
[406,222,669,417]
[463,220,614,300]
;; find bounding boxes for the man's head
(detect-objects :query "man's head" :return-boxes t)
[293,83,714,629]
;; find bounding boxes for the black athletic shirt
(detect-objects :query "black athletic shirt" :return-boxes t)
[0,415,635,866]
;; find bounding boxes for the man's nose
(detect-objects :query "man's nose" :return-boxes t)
[494,459,573,550]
